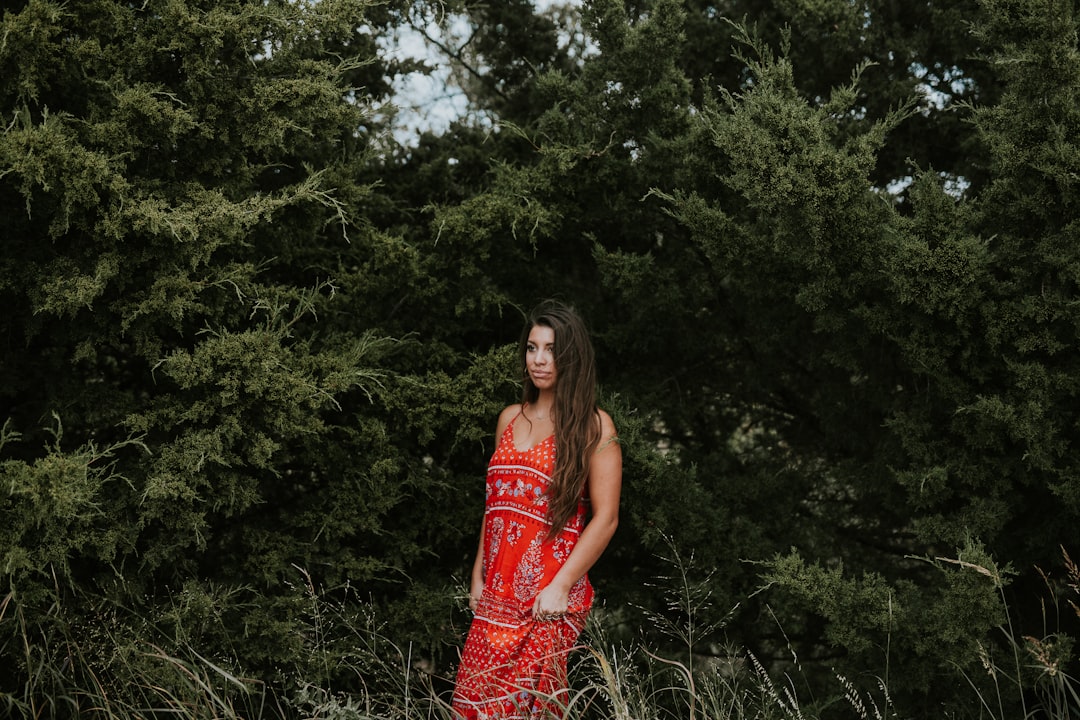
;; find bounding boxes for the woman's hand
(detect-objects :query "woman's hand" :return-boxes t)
[532,583,570,621]
[469,577,484,612]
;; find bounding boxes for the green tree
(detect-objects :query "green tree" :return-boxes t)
[0,0,500,706]
[418,0,1080,715]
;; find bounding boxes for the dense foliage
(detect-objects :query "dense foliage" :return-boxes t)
[2,0,1078,717]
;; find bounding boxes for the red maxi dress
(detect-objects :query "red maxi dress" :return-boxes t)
[452,413,593,719]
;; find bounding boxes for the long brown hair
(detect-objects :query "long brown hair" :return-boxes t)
[519,300,601,537]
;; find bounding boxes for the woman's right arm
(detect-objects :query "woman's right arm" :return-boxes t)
[469,528,484,611]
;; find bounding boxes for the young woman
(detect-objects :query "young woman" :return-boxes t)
[451,300,622,719]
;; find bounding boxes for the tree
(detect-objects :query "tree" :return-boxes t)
[0,0,501,706]
[419,0,1080,715]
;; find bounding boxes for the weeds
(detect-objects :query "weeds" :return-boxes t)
[952,545,1080,720]
[1,548,1077,719]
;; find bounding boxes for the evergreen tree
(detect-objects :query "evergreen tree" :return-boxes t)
[421,0,1080,715]
[0,0,500,704]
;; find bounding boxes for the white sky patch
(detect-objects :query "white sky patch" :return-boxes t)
[380,13,474,143]
[380,0,583,145]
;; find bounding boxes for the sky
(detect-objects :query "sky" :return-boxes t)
[383,1,581,145]
[383,13,474,142]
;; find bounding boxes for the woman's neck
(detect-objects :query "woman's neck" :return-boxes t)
[529,392,555,421]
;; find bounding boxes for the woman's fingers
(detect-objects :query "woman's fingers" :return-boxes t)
[532,585,570,620]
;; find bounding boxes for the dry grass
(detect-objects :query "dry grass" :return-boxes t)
[1,548,1077,720]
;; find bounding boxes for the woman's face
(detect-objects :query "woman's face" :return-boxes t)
[525,324,557,391]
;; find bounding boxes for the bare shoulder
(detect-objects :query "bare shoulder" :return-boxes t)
[495,403,523,437]
[595,407,617,434]
[594,408,619,452]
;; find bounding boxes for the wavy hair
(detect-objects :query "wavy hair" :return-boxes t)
[519,300,601,537]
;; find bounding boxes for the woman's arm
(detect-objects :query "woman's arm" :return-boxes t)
[532,409,622,619]
[468,526,484,611]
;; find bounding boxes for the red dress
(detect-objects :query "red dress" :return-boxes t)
[452,413,593,719]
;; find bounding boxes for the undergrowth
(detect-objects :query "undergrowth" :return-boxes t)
[1,546,1076,719]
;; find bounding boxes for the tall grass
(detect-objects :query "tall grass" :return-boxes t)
[556,539,895,720]
[0,585,272,719]
[951,546,1080,720]
[1,548,1077,719]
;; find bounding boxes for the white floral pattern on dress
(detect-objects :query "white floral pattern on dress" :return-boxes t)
[507,520,523,546]
[513,535,545,604]
[485,517,504,576]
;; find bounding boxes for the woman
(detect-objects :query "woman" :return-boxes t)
[451,300,622,719]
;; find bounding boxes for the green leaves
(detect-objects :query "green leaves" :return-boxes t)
[1,415,146,576]
[0,0,432,690]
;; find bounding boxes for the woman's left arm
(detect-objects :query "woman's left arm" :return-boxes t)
[532,410,622,619]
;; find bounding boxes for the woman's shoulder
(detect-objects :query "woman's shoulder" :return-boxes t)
[592,407,620,456]
[499,403,523,421]
[494,403,523,436]
[594,407,616,433]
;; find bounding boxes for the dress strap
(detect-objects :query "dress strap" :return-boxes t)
[497,410,520,450]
